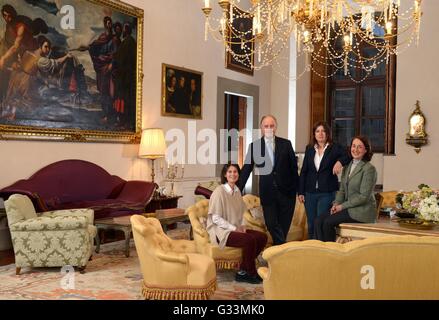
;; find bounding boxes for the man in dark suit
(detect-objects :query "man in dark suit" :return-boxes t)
[238,115,299,245]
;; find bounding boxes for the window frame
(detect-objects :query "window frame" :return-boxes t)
[326,37,396,154]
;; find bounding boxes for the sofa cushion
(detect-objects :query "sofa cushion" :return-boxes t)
[10,216,88,232]
[58,199,145,219]
[41,208,94,224]
[4,194,37,226]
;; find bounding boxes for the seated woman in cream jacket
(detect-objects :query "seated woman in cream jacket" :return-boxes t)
[207,163,267,284]
[314,135,377,242]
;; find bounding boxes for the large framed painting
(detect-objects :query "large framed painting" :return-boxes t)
[225,6,254,76]
[0,0,143,143]
[161,63,202,119]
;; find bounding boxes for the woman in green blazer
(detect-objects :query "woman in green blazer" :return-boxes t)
[314,135,377,242]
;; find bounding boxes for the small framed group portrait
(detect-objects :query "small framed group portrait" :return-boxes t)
[161,63,202,119]
[225,6,254,76]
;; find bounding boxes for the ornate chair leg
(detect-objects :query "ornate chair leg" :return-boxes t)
[124,229,131,258]
[16,267,21,275]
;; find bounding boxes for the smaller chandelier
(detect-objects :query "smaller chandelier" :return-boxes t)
[202,0,423,81]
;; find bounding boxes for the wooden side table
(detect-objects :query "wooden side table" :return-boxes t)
[95,219,132,258]
[0,208,14,266]
[145,195,182,213]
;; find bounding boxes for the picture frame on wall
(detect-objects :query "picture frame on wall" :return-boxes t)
[161,63,202,119]
[225,6,254,76]
[0,0,144,143]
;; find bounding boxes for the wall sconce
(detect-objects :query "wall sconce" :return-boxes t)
[406,100,428,153]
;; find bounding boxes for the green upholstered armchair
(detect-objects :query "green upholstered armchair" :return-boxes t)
[4,194,97,275]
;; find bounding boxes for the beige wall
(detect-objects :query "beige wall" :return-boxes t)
[270,58,290,139]
[295,55,311,153]
[0,0,271,188]
[383,0,439,191]
[270,40,310,153]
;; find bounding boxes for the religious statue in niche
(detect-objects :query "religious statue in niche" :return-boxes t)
[409,113,425,138]
[406,100,428,153]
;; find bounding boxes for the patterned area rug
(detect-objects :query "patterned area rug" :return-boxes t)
[0,224,265,300]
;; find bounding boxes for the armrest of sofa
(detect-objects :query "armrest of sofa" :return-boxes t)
[171,239,197,253]
[10,215,88,232]
[291,200,307,229]
[41,208,94,224]
[156,250,188,264]
[257,267,269,280]
[115,181,156,205]
[243,211,265,229]
[194,185,214,199]
[0,189,48,212]
[193,226,208,238]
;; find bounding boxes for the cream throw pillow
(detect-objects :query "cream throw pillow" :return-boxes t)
[4,194,37,226]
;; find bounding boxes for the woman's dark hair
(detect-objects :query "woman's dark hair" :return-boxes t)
[220,163,241,184]
[350,135,373,162]
[1,4,17,19]
[311,121,332,146]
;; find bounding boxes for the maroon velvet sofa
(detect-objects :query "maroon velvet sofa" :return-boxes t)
[194,185,213,199]
[0,160,156,220]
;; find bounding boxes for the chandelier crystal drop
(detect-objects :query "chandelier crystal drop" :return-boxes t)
[202,0,423,81]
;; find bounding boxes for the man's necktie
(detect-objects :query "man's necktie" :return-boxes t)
[266,139,274,164]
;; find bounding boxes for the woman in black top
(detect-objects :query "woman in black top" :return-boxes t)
[298,121,351,239]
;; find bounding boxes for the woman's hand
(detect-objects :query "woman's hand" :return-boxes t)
[298,195,305,203]
[236,225,246,233]
[330,204,343,215]
[332,161,343,175]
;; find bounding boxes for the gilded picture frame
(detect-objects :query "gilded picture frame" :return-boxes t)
[0,0,143,143]
[225,6,254,76]
[161,63,202,120]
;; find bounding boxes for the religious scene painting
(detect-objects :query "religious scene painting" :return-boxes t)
[162,63,202,120]
[0,0,143,142]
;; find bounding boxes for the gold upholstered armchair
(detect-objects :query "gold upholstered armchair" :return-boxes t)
[258,236,439,299]
[186,199,242,270]
[242,194,308,246]
[131,215,217,300]
[379,191,399,209]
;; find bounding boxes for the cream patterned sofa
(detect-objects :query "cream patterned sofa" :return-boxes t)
[5,194,96,274]
[258,236,439,299]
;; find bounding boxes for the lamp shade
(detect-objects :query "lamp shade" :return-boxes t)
[138,128,166,159]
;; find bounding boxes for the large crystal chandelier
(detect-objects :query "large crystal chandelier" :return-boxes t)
[202,0,423,81]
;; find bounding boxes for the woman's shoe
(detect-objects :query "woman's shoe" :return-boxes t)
[235,272,262,284]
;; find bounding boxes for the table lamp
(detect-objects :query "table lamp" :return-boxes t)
[138,128,166,183]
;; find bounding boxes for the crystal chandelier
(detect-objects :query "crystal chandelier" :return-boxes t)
[202,0,423,81]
